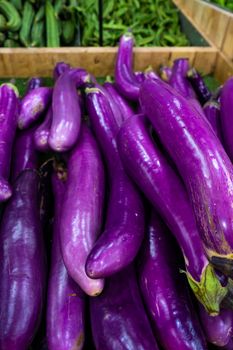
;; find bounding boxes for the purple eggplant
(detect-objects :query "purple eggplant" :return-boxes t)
[139,78,233,278]
[18,87,52,129]
[0,83,19,201]
[47,170,85,350]
[12,126,38,181]
[134,71,145,83]
[144,68,160,81]
[117,113,226,314]
[53,62,70,81]
[60,123,105,296]
[34,106,52,152]
[115,32,140,101]
[48,71,81,152]
[26,77,43,93]
[69,68,93,88]
[203,100,222,140]
[90,265,159,350]
[0,170,46,350]
[187,68,212,105]
[160,66,172,81]
[139,211,207,350]
[85,87,144,278]
[220,77,233,162]
[222,338,233,349]
[199,305,233,346]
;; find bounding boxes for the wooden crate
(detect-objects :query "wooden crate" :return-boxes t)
[173,0,233,62]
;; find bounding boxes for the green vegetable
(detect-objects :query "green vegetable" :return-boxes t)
[54,0,65,18]
[0,13,6,31]
[0,31,5,44]
[62,19,75,44]
[45,0,60,47]
[19,1,35,47]
[4,38,20,47]
[35,5,45,23]
[10,0,22,11]
[8,31,19,41]
[31,20,44,47]
[0,0,21,32]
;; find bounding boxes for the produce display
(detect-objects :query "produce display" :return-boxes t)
[0,0,190,47]
[0,31,233,350]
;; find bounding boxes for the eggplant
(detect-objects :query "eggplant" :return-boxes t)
[47,170,85,350]
[26,77,43,93]
[220,77,233,162]
[203,100,222,140]
[48,71,81,152]
[85,87,144,278]
[222,338,233,349]
[90,265,159,350]
[115,32,140,101]
[140,78,233,278]
[53,61,70,81]
[144,68,160,81]
[160,65,172,81]
[134,71,145,83]
[103,82,134,121]
[139,211,207,350]
[18,87,52,129]
[117,113,226,314]
[0,83,19,201]
[199,305,233,346]
[60,123,105,296]
[0,170,46,350]
[187,67,212,105]
[12,126,38,181]
[34,106,52,152]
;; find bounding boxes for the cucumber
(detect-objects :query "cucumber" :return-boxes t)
[45,0,60,47]
[0,0,21,32]
[4,39,20,47]
[10,0,22,11]
[31,20,44,47]
[0,13,6,31]
[19,2,35,47]
[8,31,19,41]
[62,19,75,45]
[35,5,44,23]
[0,31,5,45]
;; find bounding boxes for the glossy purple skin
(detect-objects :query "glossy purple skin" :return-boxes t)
[0,170,46,350]
[145,70,160,81]
[139,212,207,350]
[49,71,81,152]
[12,126,38,181]
[53,62,70,81]
[60,124,105,296]
[140,78,233,258]
[117,114,208,283]
[26,77,43,93]
[203,101,222,140]
[47,172,85,350]
[160,66,172,81]
[220,77,233,162]
[134,71,145,83]
[18,87,52,129]
[0,84,19,201]
[187,68,211,105]
[69,68,93,88]
[103,82,134,122]
[34,106,52,152]
[85,88,144,278]
[199,305,233,346]
[90,265,159,350]
[222,338,233,349]
[115,32,140,101]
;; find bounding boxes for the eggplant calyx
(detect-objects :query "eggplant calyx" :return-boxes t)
[187,264,227,316]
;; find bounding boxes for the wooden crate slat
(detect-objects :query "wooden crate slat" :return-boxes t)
[214,52,233,83]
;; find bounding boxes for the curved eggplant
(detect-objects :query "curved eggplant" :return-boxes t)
[0,83,19,201]
[160,66,172,81]
[34,106,52,152]
[139,211,207,350]
[187,67,211,105]
[60,123,105,296]
[139,78,233,278]
[26,77,43,93]
[203,100,222,140]
[48,71,81,152]
[134,71,145,83]
[117,113,226,314]
[85,87,144,278]
[53,61,70,81]
[0,170,46,350]
[18,87,52,129]
[90,265,159,350]
[47,170,85,350]
[220,77,233,162]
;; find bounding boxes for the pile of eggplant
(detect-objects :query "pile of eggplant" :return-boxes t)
[1,31,233,350]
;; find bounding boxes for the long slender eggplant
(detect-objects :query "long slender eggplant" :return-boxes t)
[85,87,144,278]
[117,113,226,314]
[18,87,52,129]
[115,32,140,101]
[187,67,211,105]
[140,78,233,277]
[26,77,43,93]
[53,61,70,81]
[47,170,85,350]
[0,170,46,350]
[60,123,105,296]
[90,265,159,350]
[199,305,233,346]
[48,71,81,152]
[139,211,207,350]
[220,77,233,162]
[134,71,145,84]
[160,65,172,81]
[203,100,222,140]
[222,338,233,350]
[12,126,38,181]
[0,83,19,201]
[34,106,52,152]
